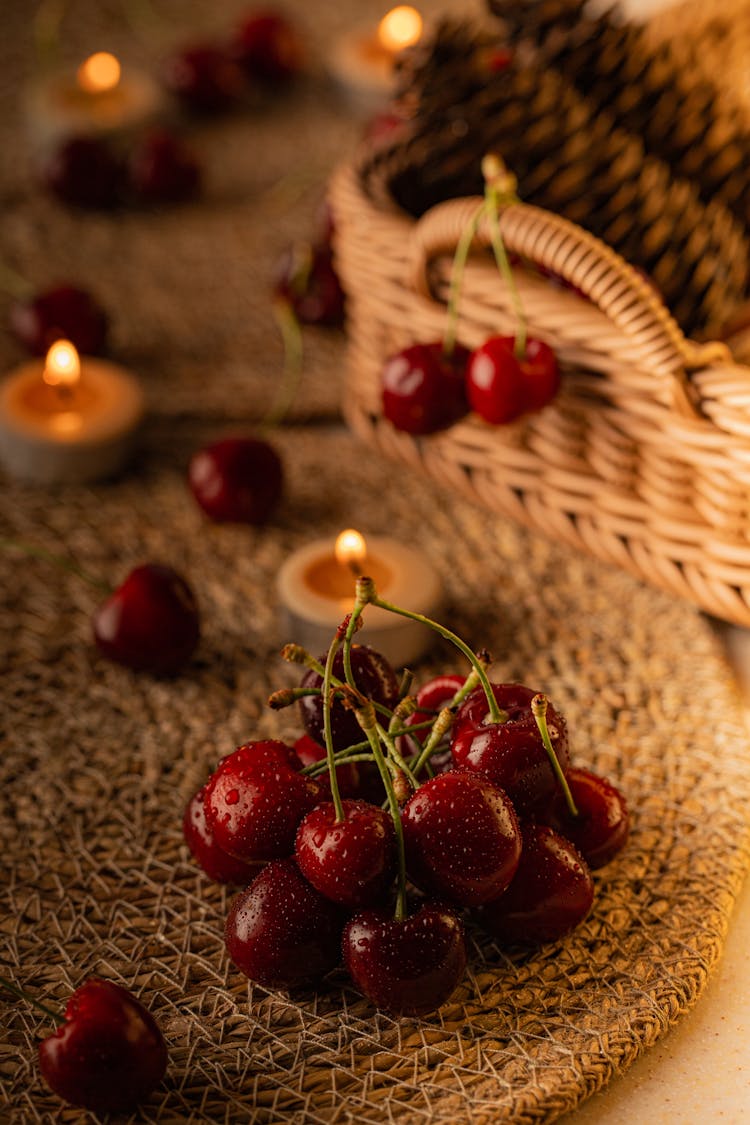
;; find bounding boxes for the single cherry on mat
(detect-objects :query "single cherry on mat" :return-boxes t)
[188,436,283,525]
[382,341,470,435]
[295,798,396,907]
[548,767,629,869]
[225,858,344,988]
[163,44,246,114]
[343,901,467,1016]
[183,785,261,884]
[402,771,521,906]
[231,10,305,83]
[9,284,108,356]
[274,242,345,326]
[479,822,594,944]
[38,979,167,1113]
[129,129,201,204]
[44,136,122,210]
[298,643,400,754]
[92,563,200,675]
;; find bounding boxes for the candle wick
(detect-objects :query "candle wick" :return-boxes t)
[347,558,363,579]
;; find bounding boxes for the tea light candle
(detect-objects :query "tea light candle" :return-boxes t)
[329,6,423,111]
[25,51,165,155]
[0,340,145,483]
[277,529,443,667]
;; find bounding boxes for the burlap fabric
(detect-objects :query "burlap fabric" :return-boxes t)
[3,3,750,1123]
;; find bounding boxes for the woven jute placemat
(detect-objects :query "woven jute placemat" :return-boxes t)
[2,423,750,1124]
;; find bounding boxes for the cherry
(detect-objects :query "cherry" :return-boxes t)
[9,284,108,357]
[203,740,323,864]
[479,823,594,944]
[382,342,470,435]
[451,683,570,816]
[231,10,305,84]
[92,563,200,675]
[183,785,261,884]
[225,858,344,988]
[293,733,360,799]
[548,767,629,869]
[163,44,246,114]
[466,335,559,423]
[298,643,400,755]
[188,436,283,525]
[43,136,122,210]
[295,799,396,907]
[402,771,521,906]
[343,901,467,1016]
[396,672,464,772]
[38,979,167,1113]
[129,129,201,204]
[274,242,345,326]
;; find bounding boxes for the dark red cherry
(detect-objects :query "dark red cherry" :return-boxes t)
[516,337,560,412]
[274,242,344,326]
[188,436,283,525]
[129,129,201,204]
[44,136,122,210]
[466,335,560,423]
[232,10,305,83]
[92,564,200,675]
[293,733,360,799]
[479,823,594,944]
[298,644,400,755]
[402,772,521,906]
[38,979,167,1113]
[548,767,629,869]
[203,740,323,864]
[382,342,470,435]
[9,284,108,356]
[295,799,396,907]
[451,683,570,816]
[163,44,246,114]
[343,901,467,1016]
[225,858,344,988]
[183,785,261,884]
[396,672,464,771]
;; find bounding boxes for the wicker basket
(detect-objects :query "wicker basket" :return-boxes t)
[331,162,750,628]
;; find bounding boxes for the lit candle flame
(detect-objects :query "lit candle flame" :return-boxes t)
[77,51,121,94]
[335,529,367,575]
[43,340,81,391]
[378,6,423,53]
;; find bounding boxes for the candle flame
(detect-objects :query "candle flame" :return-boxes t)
[335,529,367,571]
[378,6,423,53]
[77,51,121,94]
[43,340,81,390]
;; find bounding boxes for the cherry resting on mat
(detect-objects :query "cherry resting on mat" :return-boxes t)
[381,342,470,434]
[38,979,167,1113]
[274,242,345,326]
[188,436,283,525]
[9,284,108,356]
[231,10,305,83]
[44,136,122,210]
[295,798,396,907]
[129,129,201,204]
[466,335,560,423]
[163,44,246,114]
[548,766,630,869]
[92,563,200,675]
[183,785,261,884]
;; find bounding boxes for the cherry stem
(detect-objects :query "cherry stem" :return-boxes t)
[0,537,110,593]
[262,299,304,429]
[531,693,579,818]
[321,630,346,823]
[378,718,418,789]
[482,154,527,359]
[443,200,485,357]
[0,973,61,1024]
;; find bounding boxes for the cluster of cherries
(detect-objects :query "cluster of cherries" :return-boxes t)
[184,579,629,1016]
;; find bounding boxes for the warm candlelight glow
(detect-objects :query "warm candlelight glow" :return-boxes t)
[335,529,368,569]
[377,6,423,53]
[43,340,81,391]
[77,52,121,94]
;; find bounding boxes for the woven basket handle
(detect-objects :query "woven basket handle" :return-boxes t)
[410,196,730,409]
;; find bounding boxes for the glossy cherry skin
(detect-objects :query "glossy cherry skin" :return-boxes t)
[295,799,396,907]
[466,336,560,423]
[298,644,400,755]
[382,342,470,435]
[129,129,201,204]
[225,858,344,988]
[293,733,360,799]
[183,785,261,884]
[44,136,122,210]
[92,564,200,675]
[188,436,283,525]
[204,740,323,864]
[232,10,305,83]
[274,243,345,326]
[396,672,465,773]
[478,823,594,944]
[38,979,167,1113]
[517,338,560,412]
[402,772,521,906]
[548,767,629,869]
[343,901,467,1016]
[9,284,108,356]
[163,44,246,114]
[451,683,570,816]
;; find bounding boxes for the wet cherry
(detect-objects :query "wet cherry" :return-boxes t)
[293,733,360,799]
[188,436,283,525]
[295,799,396,907]
[382,342,470,435]
[9,284,108,356]
[548,767,630,869]
[183,785,261,884]
[298,644,400,755]
[396,672,464,772]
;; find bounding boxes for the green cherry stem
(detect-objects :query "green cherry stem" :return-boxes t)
[443,200,486,358]
[481,154,527,359]
[0,537,110,593]
[261,299,304,430]
[321,629,346,823]
[531,693,579,818]
[0,973,61,1024]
